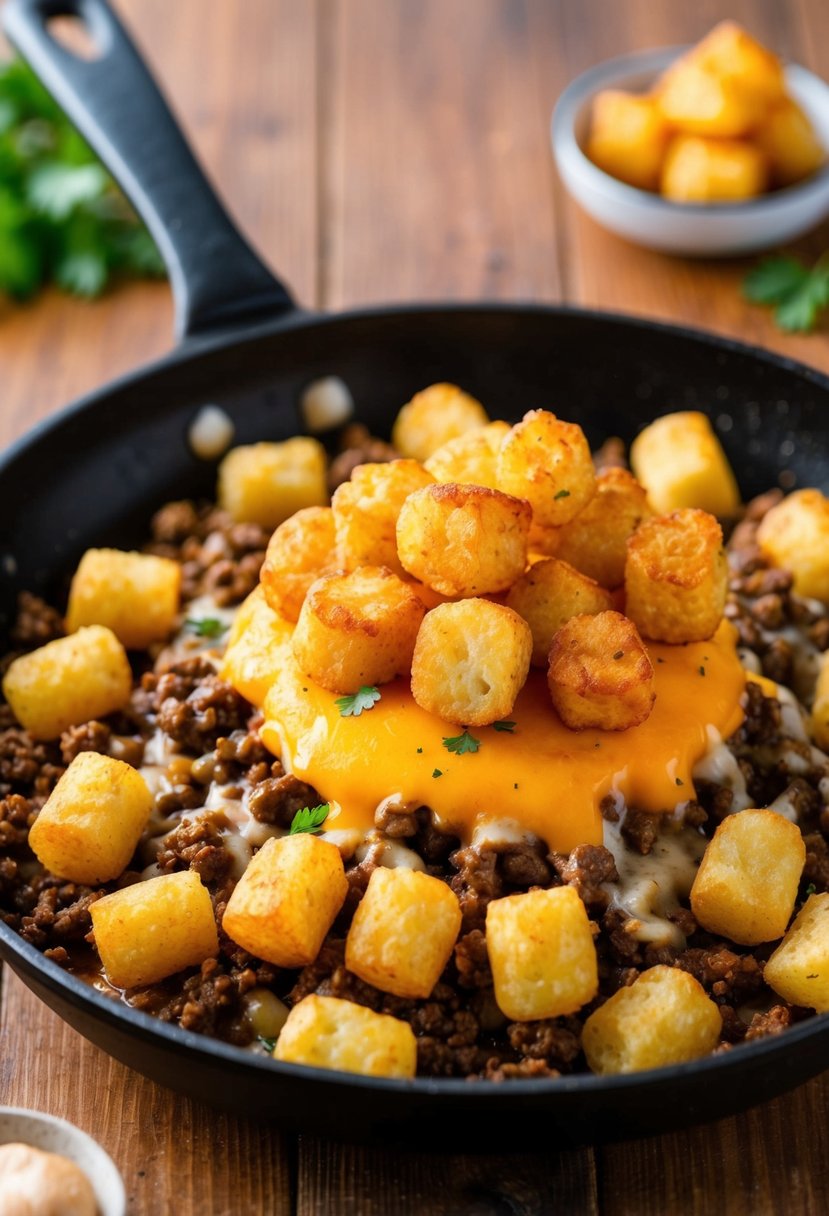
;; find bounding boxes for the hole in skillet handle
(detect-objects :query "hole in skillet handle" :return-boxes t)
[46,12,101,60]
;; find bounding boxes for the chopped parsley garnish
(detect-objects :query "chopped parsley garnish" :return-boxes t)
[416,747,423,754]
[613,650,624,660]
[699,665,706,677]
[335,686,381,717]
[443,731,481,755]
[675,777,684,787]
[257,1035,277,1052]
[185,616,227,639]
[432,768,443,778]
[554,488,571,500]
[513,782,519,790]
[806,883,817,897]
[0,57,166,301]
[492,720,516,733]
[289,803,330,835]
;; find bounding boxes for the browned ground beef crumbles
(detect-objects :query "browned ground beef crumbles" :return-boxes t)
[1,461,828,1081]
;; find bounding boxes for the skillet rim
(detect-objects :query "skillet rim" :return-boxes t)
[4,298,829,1103]
[3,299,829,481]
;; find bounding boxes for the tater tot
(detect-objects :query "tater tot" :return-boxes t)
[332,459,434,577]
[506,558,612,668]
[424,421,511,490]
[624,508,727,643]
[757,489,829,604]
[411,599,532,726]
[547,611,655,731]
[260,506,338,622]
[292,566,425,694]
[392,383,489,462]
[396,483,531,597]
[554,468,652,588]
[496,410,596,528]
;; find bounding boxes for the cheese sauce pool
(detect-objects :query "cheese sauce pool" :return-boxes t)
[223,588,746,852]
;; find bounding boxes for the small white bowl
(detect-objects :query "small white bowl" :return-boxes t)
[552,45,829,256]
[0,1106,126,1216]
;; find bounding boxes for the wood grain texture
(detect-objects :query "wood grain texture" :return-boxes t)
[0,972,292,1214]
[2,0,829,1212]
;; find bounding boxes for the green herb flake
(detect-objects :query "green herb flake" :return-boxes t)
[806,883,817,897]
[675,777,684,787]
[416,747,423,754]
[335,686,381,717]
[257,1035,277,1053]
[289,803,330,835]
[554,488,571,500]
[743,254,829,334]
[513,782,519,790]
[699,665,706,677]
[613,650,624,660]
[432,768,443,778]
[185,616,227,639]
[443,730,481,755]
[492,720,516,733]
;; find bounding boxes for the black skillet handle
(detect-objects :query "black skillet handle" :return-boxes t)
[1,0,296,339]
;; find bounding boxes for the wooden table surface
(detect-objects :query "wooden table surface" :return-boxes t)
[2,1,829,1212]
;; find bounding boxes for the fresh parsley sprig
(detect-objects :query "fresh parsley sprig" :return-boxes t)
[492,720,516,733]
[185,616,227,639]
[443,730,480,755]
[743,254,829,334]
[335,686,381,717]
[0,56,165,300]
[289,803,330,835]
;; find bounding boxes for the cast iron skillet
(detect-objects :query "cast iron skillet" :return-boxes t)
[2,0,829,1149]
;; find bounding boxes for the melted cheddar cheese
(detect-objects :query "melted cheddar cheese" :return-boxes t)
[224,589,746,852]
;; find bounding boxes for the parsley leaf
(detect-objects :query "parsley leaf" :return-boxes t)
[0,55,165,301]
[554,488,571,500]
[744,255,829,333]
[806,883,817,898]
[335,686,381,717]
[432,768,443,778]
[257,1035,277,1053]
[492,720,516,733]
[443,730,480,755]
[185,616,228,639]
[289,803,330,835]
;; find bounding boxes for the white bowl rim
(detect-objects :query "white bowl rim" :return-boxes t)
[0,1105,126,1216]
[552,44,829,218]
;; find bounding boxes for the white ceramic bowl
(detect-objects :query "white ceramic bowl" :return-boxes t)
[552,45,829,256]
[0,1106,126,1216]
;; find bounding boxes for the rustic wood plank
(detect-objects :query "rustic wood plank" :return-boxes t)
[297,1136,598,1216]
[321,0,563,309]
[600,1074,829,1216]
[0,972,293,1215]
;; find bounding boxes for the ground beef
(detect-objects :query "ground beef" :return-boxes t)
[0,729,63,802]
[60,721,112,765]
[620,809,660,856]
[0,794,36,850]
[551,844,618,910]
[247,774,321,827]
[327,424,398,493]
[155,814,234,888]
[506,1017,582,1070]
[150,659,251,753]
[9,592,64,649]
[675,945,764,1003]
[450,846,502,932]
[454,929,491,989]
[744,1004,793,1040]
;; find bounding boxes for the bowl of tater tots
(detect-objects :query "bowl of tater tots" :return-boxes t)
[552,21,829,254]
